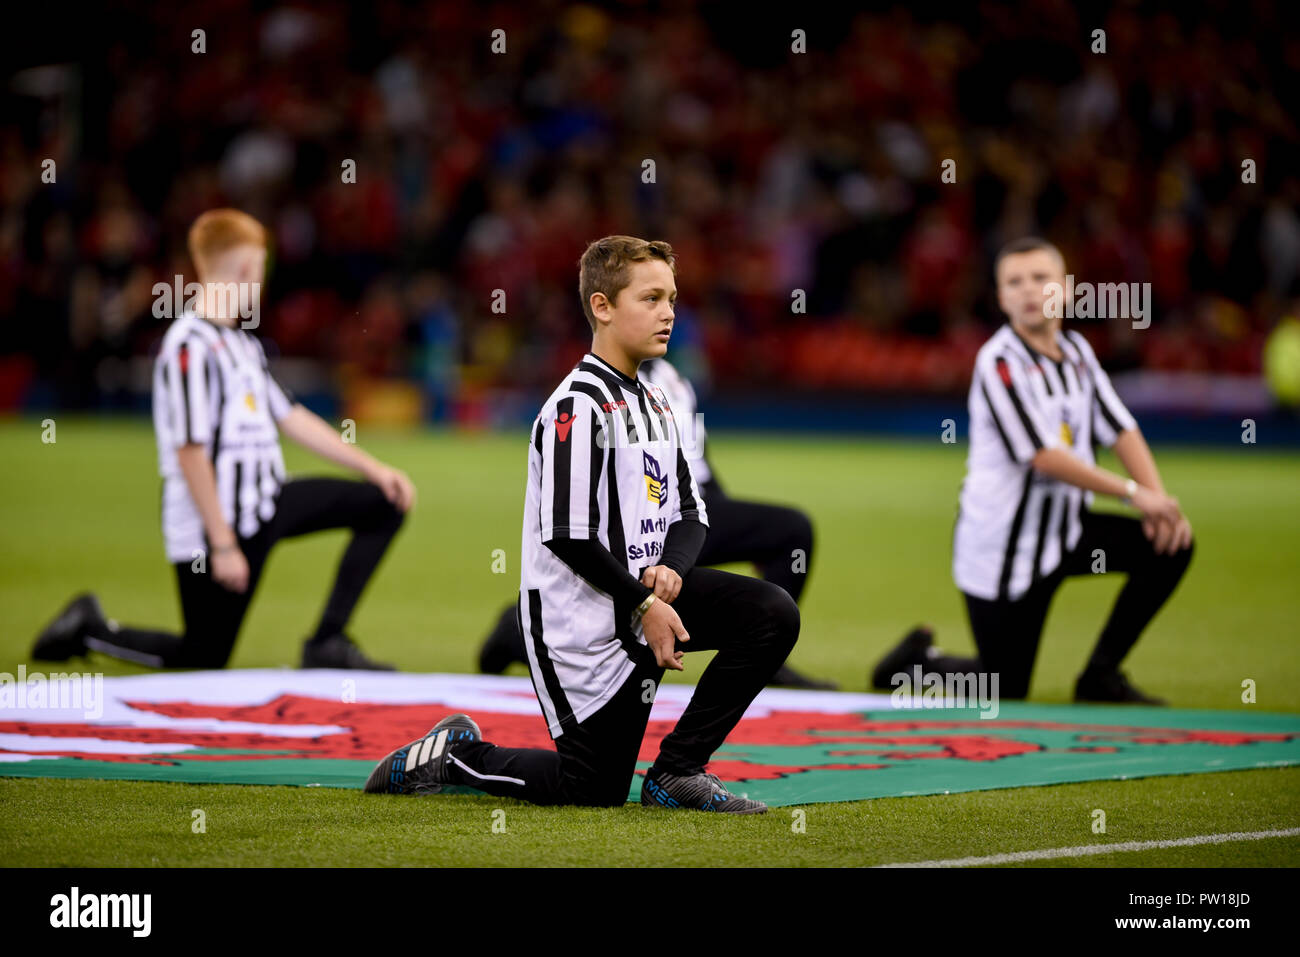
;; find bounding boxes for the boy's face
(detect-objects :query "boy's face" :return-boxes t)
[199,244,266,325]
[203,244,266,285]
[997,248,1066,333]
[592,259,676,362]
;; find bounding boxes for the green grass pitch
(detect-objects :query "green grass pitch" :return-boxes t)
[1,417,1297,866]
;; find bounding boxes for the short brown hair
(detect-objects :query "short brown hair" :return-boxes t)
[578,235,676,331]
[994,236,1064,275]
[188,208,267,278]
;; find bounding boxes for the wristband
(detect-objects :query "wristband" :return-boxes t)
[212,543,238,555]
[636,593,657,617]
[1121,479,1138,506]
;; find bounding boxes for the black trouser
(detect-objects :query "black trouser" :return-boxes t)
[480,478,814,667]
[926,510,1193,699]
[85,478,405,669]
[451,567,800,807]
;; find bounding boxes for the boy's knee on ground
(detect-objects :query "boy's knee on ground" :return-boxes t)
[562,769,632,808]
[998,675,1031,700]
[978,656,1031,699]
[178,645,234,669]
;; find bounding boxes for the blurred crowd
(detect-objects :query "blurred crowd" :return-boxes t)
[2,0,1298,413]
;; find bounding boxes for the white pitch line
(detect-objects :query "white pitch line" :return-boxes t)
[873,827,1300,868]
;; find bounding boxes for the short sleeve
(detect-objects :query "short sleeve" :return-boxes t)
[975,351,1062,463]
[158,335,215,447]
[538,394,606,543]
[252,337,296,422]
[669,426,708,528]
[1070,333,1138,448]
[266,374,295,422]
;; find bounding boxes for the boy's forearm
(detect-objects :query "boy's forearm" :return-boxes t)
[1031,447,1131,499]
[176,444,237,547]
[279,404,380,476]
[1112,428,1165,494]
[544,537,654,606]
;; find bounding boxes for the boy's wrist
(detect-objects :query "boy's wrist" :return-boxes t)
[1120,478,1138,505]
[208,530,238,551]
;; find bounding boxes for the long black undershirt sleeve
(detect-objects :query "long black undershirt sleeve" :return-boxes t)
[544,517,707,605]
[659,518,707,577]
[544,538,654,606]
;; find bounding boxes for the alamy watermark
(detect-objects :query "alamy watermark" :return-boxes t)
[1043,277,1151,330]
[152,275,261,329]
[890,665,1001,719]
[50,887,150,937]
[0,665,104,719]
[583,408,707,459]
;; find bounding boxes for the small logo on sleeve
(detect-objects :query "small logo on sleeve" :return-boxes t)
[555,412,575,442]
[996,357,1014,387]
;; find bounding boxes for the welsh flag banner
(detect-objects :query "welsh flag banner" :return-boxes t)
[2,669,1297,806]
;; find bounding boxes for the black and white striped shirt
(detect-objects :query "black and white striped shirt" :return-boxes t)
[519,352,708,736]
[152,312,295,562]
[640,357,712,486]
[953,324,1138,601]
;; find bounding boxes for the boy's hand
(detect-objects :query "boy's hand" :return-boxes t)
[641,598,689,671]
[211,544,249,593]
[640,565,683,603]
[1143,514,1193,555]
[366,464,416,512]
[1131,485,1181,527]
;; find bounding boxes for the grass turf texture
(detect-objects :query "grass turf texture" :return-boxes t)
[2,770,1295,868]
[1,418,1297,866]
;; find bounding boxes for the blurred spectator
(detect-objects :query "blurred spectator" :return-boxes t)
[2,0,1297,410]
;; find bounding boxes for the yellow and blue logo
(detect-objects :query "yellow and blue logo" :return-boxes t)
[643,451,668,508]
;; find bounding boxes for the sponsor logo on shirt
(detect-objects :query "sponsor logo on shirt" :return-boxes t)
[1060,405,1076,446]
[643,451,667,507]
[627,540,663,561]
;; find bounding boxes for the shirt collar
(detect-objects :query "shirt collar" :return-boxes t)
[181,310,236,334]
[585,351,642,388]
[1005,322,1064,363]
